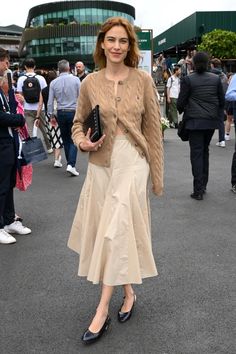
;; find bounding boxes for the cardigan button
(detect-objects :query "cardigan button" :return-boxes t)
[116,97,121,102]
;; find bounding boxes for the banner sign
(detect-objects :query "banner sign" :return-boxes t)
[137,30,153,75]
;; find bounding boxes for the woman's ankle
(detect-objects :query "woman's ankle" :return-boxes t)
[123,288,134,299]
[96,305,109,317]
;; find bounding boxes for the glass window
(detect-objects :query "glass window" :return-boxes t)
[97,8,103,23]
[51,46,55,55]
[85,8,91,23]
[29,8,134,29]
[80,8,85,23]
[56,45,61,54]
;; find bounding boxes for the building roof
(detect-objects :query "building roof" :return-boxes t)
[153,11,236,56]
[0,25,23,35]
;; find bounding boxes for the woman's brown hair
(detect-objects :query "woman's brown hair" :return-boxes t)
[93,17,140,69]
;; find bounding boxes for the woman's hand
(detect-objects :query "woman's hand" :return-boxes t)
[15,93,24,104]
[79,128,106,152]
[50,117,58,128]
[34,118,40,127]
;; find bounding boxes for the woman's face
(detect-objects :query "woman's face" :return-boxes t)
[0,58,9,76]
[101,25,130,66]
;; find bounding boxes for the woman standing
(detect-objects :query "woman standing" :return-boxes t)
[41,71,63,168]
[68,17,163,344]
[177,52,225,200]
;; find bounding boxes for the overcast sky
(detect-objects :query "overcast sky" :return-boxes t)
[1,0,235,36]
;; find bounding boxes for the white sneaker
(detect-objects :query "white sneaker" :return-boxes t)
[225,134,230,141]
[4,221,31,235]
[216,141,226,148]
[66,164,79,176]
[0,229,16,244]
[54,156,63,168]
[47,148,53,154]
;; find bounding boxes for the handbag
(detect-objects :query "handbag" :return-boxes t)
[19,137,48,165]
[83,105,103,142]
[16,164,33,191]
[177,119,189,141]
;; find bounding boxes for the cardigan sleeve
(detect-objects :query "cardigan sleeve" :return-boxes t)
[142,74,164,196]
[72,77,93,148]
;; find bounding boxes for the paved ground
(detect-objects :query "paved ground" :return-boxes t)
[0,129,235,354]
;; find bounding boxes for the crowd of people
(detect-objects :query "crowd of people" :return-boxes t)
[153,52,236,152]
[0,15,236,346]
[0,51,90,246]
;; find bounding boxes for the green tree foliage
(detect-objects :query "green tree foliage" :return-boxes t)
[198,29,236,58]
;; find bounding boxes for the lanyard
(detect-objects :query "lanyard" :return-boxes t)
[0,92,13,136]
[0,92,10,112]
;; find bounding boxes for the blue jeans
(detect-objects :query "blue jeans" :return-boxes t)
[56,110,77,167]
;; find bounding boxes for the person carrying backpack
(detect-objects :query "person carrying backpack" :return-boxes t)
[17,58,52,153]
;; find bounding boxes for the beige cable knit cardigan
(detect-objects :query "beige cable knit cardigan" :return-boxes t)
[72,67,163,196]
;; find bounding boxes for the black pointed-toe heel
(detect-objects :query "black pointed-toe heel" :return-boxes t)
[118,294,136,323]
[81,315,111,344]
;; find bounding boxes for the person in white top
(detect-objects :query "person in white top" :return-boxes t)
[17,58,52,152]
[166,65,181,128]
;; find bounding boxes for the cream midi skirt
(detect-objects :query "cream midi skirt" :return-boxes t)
[68,136,158,285]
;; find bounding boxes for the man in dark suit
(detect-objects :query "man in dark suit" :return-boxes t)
[177,52,225,200]
[0,48,31,244]
[75,61,87,82]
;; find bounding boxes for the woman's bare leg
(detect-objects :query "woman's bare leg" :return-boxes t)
[88,284,114,333]
[54,148,61,161]
[121,284,135,312]
[225,115,233,135]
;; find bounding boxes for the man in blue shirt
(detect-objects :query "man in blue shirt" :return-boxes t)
[47,60,81,176]
[225,73,236,193]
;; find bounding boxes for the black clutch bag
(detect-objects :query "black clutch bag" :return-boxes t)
[83,105,103,142]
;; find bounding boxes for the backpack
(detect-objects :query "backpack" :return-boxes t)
[22,75,41,103]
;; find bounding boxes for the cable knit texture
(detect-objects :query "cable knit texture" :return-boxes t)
[72,68,163,195]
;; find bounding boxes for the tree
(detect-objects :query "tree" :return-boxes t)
[198,29,236,58]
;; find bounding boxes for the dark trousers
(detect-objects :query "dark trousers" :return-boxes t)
[188,129,215,194]
[0,139,16,228]
[231,109,236,186]
[218,112,225,142]
[57,110,77,167]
